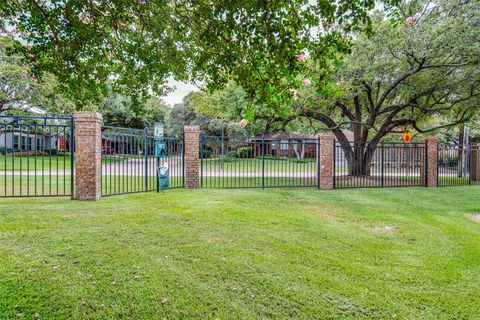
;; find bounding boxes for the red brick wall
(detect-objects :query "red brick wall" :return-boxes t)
[74,112,103,200]
[319,134,334,189]
[420,137,438,187]
[471,144,480,182]
[184,126,200,189]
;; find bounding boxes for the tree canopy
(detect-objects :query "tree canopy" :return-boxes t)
[1,0,397,108]
[97,87,169,128]
[0,35,75,115]
[166,92,247,138]
[282,0,480,174]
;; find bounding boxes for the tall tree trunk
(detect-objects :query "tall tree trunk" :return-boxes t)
[292,138,305,160]
[348,142,378,176]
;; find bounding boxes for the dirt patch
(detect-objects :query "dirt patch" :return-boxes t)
[471,214,480,223]
[373,225,395,233]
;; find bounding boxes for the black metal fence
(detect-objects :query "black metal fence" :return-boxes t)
[200,135,320,188]
[333,141,426,189]
[437,144,478,186]
[0,115,74,197]
[101,126,183,196]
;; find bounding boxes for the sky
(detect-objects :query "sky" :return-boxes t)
[160,78,199,107]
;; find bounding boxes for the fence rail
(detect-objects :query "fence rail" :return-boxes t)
[0,115,74,197]
[200,135,320,188]
[101,126,183,196]
[333,141,427,189]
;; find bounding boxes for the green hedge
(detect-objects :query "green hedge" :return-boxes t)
[237,147,253,158]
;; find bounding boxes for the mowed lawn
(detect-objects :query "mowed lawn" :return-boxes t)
[0,187,479,319]
[0,155,123,171]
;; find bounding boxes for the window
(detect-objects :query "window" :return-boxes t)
[13,135,19,150]
[280,140,289,151]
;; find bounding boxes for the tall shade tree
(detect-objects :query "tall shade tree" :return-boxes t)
[96,88,169,128]
[166,92,247,138]
[284,0,480,175]
[0,0,396,108]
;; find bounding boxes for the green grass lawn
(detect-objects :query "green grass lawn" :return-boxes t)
[0,174,72,197]
[203,157,317,173]
[0,155,72,171]
[1,187,480,319]
[0,155,123,171]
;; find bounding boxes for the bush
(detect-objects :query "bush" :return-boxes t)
[201,149,212,159]
[236,147,253,158]
[44,149,59,156]
[228,150,238,158]
[439,155,458,168]
[0,147,12,155]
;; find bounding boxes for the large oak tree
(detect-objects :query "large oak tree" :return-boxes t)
[285,0,480,175]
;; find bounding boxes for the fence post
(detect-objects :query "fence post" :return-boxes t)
[261,135,265,189]
[184,125,200,189]
[144,128,149,192]
[420,136,438,187]
[73,111,103,200]
[381,140,385,188]
[471,144,480,182]
[317,136,321,189]
[319,133,335,189]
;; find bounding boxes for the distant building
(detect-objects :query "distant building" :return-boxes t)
[251,130,354,159]
[0,127,60,151]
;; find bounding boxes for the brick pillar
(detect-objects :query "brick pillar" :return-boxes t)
[74,111,103,200]
[420,136,438,187]
[319,133,335,189]
[471,144,480,182]
[184,125,200,189]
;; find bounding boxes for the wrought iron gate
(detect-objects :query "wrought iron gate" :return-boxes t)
[200,134,320,188]
[101,126,183,196]
[0,115,74,197]
[333,141,427,189]
[437,144,479,186]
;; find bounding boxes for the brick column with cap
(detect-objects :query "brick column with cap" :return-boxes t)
[184,125,200,189]
[74,111,103,200]
[471,144,480,182]
[420,136,438,187]
[319,133,335,189]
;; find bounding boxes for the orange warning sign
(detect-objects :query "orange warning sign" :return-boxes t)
[402,130,412,143]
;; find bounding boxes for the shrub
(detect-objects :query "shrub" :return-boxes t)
[44,149,59,156]
[201,149,213,159]
[0,147,12,155]
[228,150,237,158]
[236,147,253,158]
[439,155,458,168]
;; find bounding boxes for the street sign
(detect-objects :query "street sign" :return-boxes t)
[402,130,412,143]
[154,122,164,139]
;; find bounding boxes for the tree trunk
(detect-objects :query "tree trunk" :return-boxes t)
[292,139,305,161]
[347,142,377,176]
